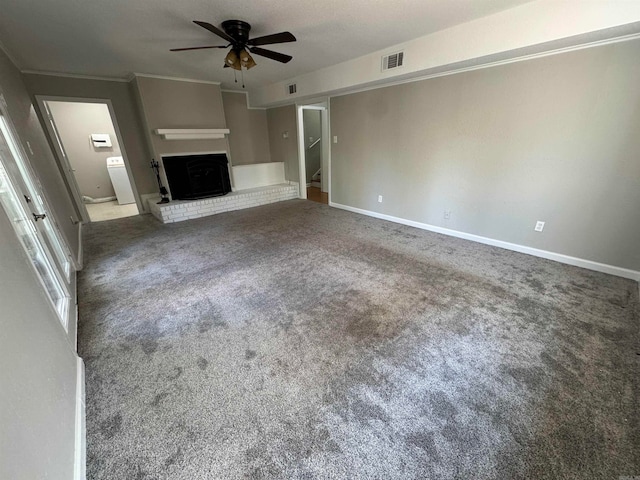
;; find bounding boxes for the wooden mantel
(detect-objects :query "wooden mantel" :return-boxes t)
[153,129,230,140]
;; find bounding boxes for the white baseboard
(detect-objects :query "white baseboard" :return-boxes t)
[74,356,86,480]
[329,202,640,282]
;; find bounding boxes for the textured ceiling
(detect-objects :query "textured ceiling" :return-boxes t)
[0,0,532,89]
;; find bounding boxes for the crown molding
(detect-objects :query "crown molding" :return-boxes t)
[0,39,22,70]
[20,69,130,83]
[132,73,221,85]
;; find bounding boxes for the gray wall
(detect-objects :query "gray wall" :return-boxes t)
[330,39,640,271]
[303,109,321,183]
[22,73,157,197]
[133,77,229,195]
[222,91,271,166]
[0,49,79,480]
[134,76,228,159]
[48,101,120,199]
[267,105,299,183]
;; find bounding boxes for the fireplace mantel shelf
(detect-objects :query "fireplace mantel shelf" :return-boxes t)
[153,128,230,140]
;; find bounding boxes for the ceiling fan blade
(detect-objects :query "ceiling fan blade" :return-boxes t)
[248,46,292,63]
[170,45,227,51]
[248,32,296,46]
[193,21,235,43]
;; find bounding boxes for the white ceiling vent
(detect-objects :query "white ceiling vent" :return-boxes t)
[382,51,404,71]
[287,83,297,95]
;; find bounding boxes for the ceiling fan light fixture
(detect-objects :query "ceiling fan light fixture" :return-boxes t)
[224,49,241,70]
[239,49,257,69]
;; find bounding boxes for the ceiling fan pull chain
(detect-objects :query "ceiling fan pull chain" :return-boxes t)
[241,68,245,88]
[234,69,237,83]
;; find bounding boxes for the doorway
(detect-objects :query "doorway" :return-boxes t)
[36,97,140,223]
[296,102,329,204]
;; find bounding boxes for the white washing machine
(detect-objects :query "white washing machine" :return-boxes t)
[106,156,135,205]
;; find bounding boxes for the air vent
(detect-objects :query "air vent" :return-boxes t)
[382,51,404,71]
[287,83,297,95]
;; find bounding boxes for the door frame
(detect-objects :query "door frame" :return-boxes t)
[296,100,330,201]
[34,95,143,222]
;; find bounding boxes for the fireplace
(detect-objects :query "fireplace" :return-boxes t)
[163,153,231,200]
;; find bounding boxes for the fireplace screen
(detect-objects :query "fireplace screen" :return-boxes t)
[163,153,231,200]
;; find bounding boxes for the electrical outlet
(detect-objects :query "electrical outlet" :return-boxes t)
[333,135,338,144]
[378,195,383,203]
[444,210,451,220]
[535,221,545,232]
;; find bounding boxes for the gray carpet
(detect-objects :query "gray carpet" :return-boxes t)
[78,199,639,479]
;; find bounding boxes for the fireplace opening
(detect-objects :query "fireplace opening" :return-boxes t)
[163,153,231,200]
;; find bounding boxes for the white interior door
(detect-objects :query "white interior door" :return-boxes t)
[40,99,89,223]
[0,97,72,329]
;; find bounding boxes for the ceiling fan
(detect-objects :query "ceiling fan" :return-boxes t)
[171,20,296,73]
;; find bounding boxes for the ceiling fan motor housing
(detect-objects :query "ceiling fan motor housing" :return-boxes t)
[222,20,252,47]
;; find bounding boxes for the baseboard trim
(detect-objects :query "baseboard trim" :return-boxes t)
[74,356,86,480]
[329,202,640,282]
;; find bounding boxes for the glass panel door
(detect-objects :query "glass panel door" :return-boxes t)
[0,97,73,281]
[0,98,71,328]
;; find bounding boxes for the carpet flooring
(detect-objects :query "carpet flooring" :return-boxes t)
[78,199,639,479]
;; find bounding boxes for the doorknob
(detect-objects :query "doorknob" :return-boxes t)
[32,213,46,221]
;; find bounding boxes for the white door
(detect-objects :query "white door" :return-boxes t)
[41,99,90,223]
[0,96,72,328]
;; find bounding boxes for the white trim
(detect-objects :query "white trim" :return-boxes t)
[22,69,129,83]
[329,202,640,282]
[76,222,83,270]
[132,73,221,85]
[220,90,266,110]
[296,106,306,199]
[297,105,326,111]
[296,102,330,199]
[331,32,640,100]
[74,356,86,480]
